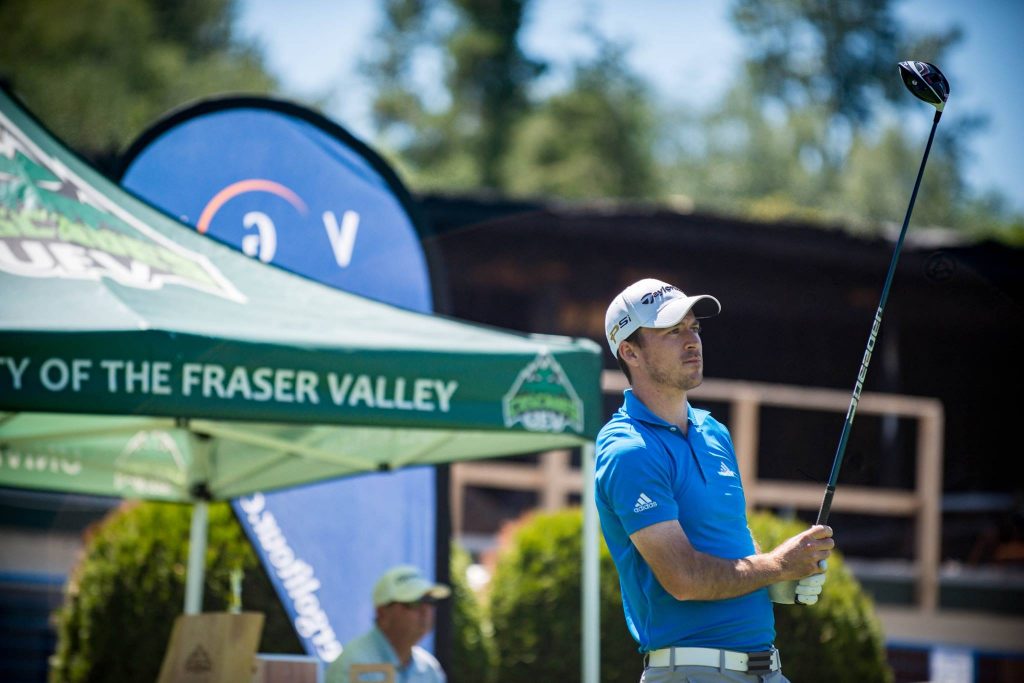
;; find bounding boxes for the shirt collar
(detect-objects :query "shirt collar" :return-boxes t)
[370,626,401,666]
[623,389,700,430]
[370,626,429,673]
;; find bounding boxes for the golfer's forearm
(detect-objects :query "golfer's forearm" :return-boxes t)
[666,550,780,601]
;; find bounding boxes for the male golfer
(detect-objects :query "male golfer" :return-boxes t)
[325,565,450,683]
[596,278,833,682]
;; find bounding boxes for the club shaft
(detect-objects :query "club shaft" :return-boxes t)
[816,110,942,526]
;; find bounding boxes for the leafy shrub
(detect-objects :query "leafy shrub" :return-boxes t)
[50,500,508,683]
[748,512,893,683]
[487,508,642,683]
[450,543,497,683]
[49,500,300,683]
[486,508,894,683]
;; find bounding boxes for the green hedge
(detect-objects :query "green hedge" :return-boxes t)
[49,500,890,683]
[49,501,301,683]
[748,512,893,683]
[486,508,893,683]
[488,509,642,683]
[49,500,501,683]
[450,543,498,683]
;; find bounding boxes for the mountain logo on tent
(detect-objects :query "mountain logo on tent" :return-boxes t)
[0,111,245,302]
[112,430,187,498]
[502,353,584,434]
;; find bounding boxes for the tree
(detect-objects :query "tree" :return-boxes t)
[360,0,434,139]
[661,0,1024,237]
[663,77,839,223]
[717,0,965,217]
[0,0,276,172]
[503,37,659,200]
[731,0,961,128]
[838,124,961,230]
[446,0,544,189]
[667,84,1002,234]
[362,0,543,191]
[362,0,663,199]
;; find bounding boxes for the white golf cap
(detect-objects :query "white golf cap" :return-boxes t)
[605,278,721,358]
[372,565,451,606]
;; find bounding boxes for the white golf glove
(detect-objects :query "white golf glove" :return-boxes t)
[768,560,828,605]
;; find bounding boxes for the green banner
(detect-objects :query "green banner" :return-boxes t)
[1,332,599,434]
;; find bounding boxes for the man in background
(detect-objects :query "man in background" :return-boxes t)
[326,565,449,683]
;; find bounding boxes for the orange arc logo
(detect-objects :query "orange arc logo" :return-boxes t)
[196,179,308,234]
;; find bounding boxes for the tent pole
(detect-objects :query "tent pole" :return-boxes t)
[185,499,208,614]
[582,442,599,683]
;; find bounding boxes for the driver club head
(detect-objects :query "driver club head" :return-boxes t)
[898,61,949,111]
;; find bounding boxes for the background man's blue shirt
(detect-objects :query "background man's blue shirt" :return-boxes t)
[325,626,446,683]
[595,389,774,652]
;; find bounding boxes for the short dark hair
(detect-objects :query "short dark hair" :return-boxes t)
[615,328,644,384]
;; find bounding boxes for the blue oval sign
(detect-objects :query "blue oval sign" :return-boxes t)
[120,99,433,313]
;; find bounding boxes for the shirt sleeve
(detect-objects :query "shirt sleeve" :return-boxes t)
[597,426,679,536]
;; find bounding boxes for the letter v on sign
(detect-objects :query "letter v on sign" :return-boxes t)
[322,210,360,268]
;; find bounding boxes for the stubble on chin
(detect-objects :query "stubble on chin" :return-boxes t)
[649,362,704,392]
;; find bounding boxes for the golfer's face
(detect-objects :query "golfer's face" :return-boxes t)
[638,312,704,390]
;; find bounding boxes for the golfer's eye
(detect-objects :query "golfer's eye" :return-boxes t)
[692,323,702,334]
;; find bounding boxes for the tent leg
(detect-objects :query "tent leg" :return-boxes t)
[582,442,599,683]
[185,499,209,614]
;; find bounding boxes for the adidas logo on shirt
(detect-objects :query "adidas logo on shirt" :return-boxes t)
[633,493,658,513]
[717,462,737,478]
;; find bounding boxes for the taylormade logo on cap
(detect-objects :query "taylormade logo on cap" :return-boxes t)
[605,278,722,358]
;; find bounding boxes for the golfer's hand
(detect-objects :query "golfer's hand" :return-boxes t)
[773,525,834,580]
[795,560,828,605]
[768,560,828,605]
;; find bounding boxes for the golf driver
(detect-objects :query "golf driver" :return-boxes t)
[815,61,949,526]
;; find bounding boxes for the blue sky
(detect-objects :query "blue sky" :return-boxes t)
[237,0,1023,213]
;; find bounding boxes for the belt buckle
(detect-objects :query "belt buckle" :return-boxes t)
[746,650,774,673]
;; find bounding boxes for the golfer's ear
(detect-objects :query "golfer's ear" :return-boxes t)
[619,341,640,366]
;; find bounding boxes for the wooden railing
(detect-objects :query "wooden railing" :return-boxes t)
[452,369,945,612]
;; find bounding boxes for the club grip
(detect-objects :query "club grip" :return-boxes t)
[793,487,836,607]
[816,487,835,526]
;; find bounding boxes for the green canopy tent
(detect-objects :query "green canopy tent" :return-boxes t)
[0,87,604,682]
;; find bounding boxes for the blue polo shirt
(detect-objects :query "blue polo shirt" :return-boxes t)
[595,389,774,652]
